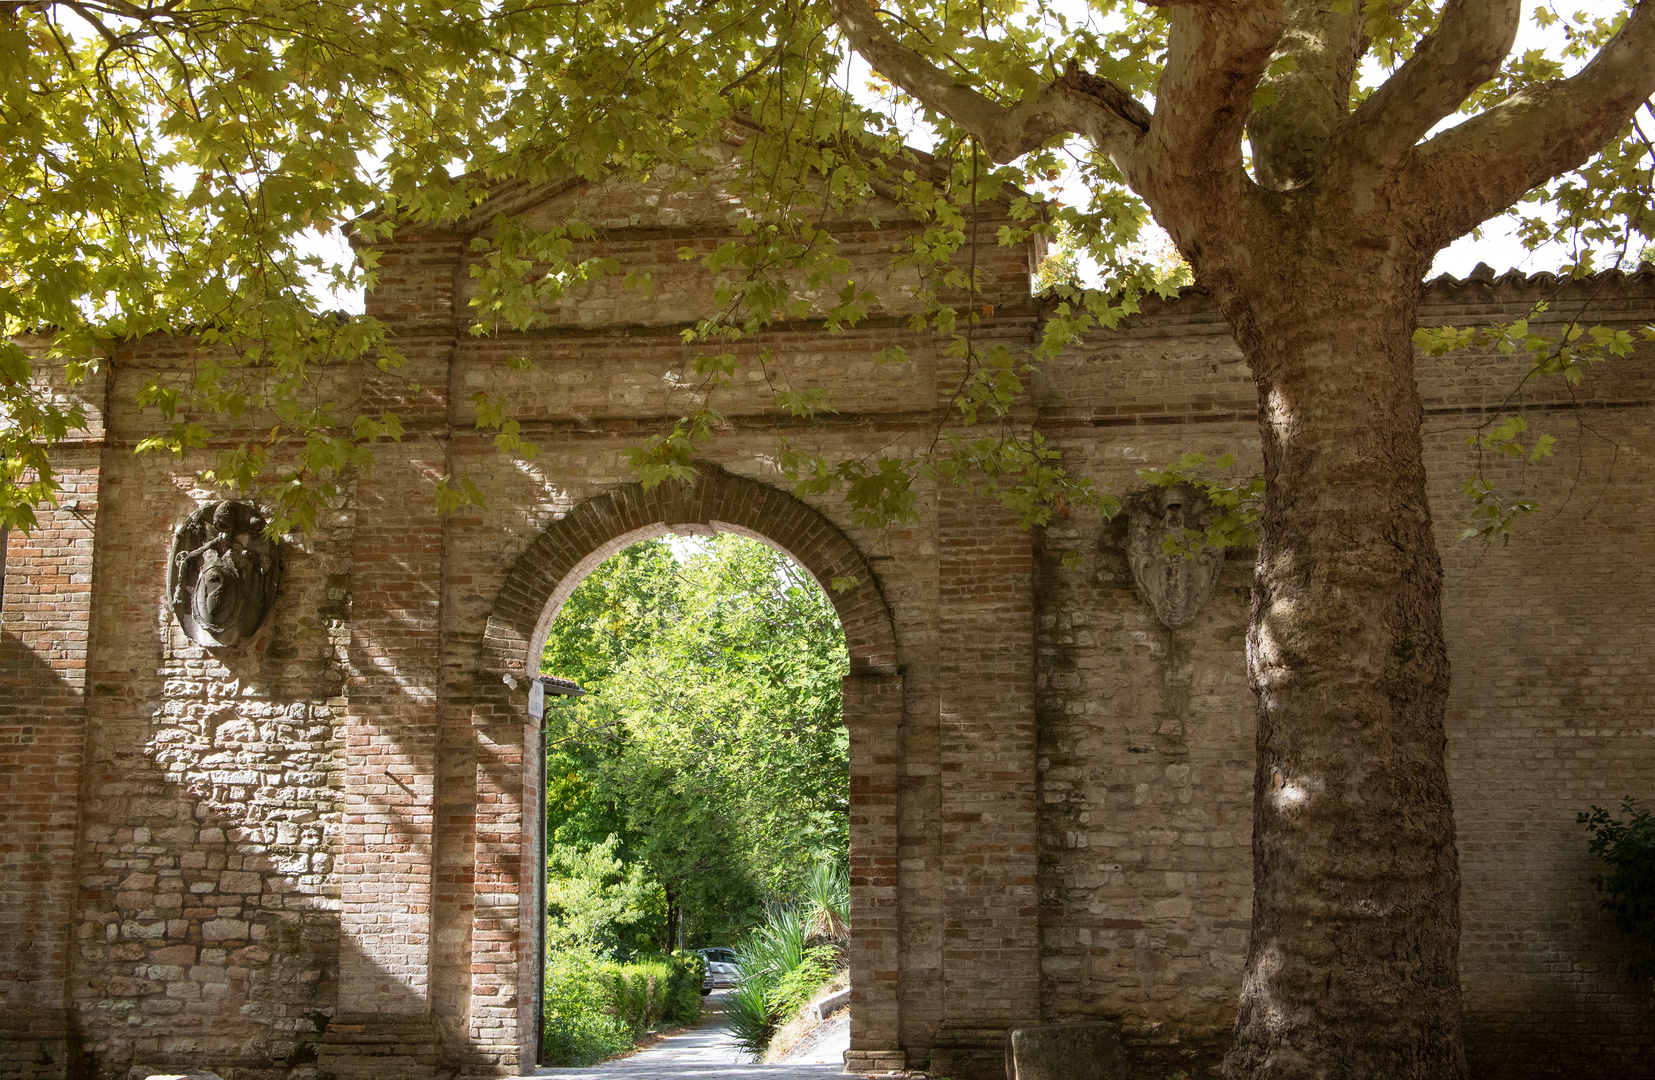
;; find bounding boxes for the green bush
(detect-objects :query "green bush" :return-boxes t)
[604,956,703,1029]
[1580,797,1655,988]
[542,949,632,1066]
[542,949,706,1066]
[768,945,835,1017]
[666,951,707,1023]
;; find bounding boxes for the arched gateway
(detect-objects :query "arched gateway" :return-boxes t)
[319,469,914,1080]
[477,469,905,1073]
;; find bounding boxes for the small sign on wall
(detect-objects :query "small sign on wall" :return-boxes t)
[527,675,585,722]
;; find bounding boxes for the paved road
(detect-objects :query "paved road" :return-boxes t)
[532,992,847,1080]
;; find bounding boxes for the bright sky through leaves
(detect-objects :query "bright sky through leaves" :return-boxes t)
[275,0,1639,317]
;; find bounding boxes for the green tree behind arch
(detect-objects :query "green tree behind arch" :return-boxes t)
[541,533,849,949]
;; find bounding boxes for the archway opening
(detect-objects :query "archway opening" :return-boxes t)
[531,530,850,1067]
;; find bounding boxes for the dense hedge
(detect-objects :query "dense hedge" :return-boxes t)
[542,949,706,1066]
[604,953,706,1030]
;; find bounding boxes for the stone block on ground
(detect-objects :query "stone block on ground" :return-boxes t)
[1005,1021,1129,1080]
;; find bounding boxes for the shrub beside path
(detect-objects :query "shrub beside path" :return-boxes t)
[533,992,848,1080]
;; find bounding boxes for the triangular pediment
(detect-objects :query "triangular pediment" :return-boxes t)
[455,129,1030,239]
[363,127,1041,331]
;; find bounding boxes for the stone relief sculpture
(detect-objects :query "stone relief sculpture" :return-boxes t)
[1125,484,1224,629]
[168,500,282,647]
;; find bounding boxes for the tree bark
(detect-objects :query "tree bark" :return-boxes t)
[1213,247,1465,1080]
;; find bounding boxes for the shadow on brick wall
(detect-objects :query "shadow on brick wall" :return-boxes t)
[0,634,89,1080]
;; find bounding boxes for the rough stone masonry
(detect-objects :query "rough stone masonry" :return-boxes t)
[2,163,1652,1080]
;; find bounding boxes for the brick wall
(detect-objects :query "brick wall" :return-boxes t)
[1036,271,1655,1078]
[1422,278,1655,1078]
[3,165,1652,1080]
[925,486,1041,1078]
[0,459,100,1080]
[1030,438,1258,1074]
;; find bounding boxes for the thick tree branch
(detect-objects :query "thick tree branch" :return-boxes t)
[825,0,1148,169]
[59,0,119,44]
[1409,0,1655,246]
[1246,0,1366,190]
[1128,0,1282,266]
[1141,1,1283,195]
[1346,0,1521,168]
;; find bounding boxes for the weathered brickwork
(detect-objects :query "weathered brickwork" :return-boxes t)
[1031,274,1655,1077]
[1031,447,1258,1075]
[1,165,1651,1080]
[59,431,354,1080]
[927,487,1041,1079]
[1,461,102,1080]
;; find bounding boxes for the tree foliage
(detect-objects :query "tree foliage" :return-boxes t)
[541,533,849,948]
[4,1,1650,535]
[545,834,667,958]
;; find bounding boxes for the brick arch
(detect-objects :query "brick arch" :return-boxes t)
[480,468,898,677]
[469,469,907,1075]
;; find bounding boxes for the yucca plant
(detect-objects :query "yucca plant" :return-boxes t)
[802,860,849,944]
[729,899,841,1059]
[738,903,809,982]
[725,977,781,1057]
[728,904,807,1059]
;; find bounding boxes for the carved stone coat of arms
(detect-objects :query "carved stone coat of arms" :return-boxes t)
[168,501,282,647]
[1125,484,1224,629]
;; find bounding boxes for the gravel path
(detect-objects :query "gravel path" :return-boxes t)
[531,992,848,1080]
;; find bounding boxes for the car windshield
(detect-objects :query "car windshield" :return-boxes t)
[702,949,737,964]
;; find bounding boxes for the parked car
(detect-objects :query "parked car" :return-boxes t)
[696,947,740,994]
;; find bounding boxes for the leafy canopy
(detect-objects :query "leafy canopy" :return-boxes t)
[2,0,1650,533]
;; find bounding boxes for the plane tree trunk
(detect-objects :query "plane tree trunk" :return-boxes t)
[1213,252,1464,1078]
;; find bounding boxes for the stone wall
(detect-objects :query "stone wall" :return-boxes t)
[1,164,1651,1080]
[70,419,353,1080]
